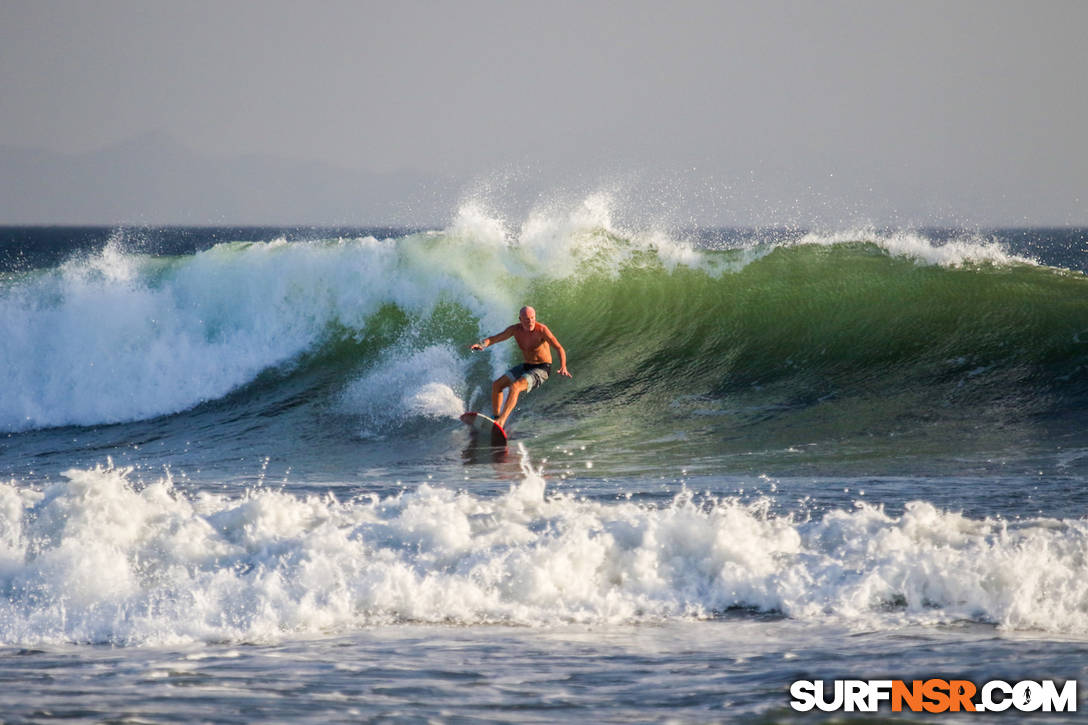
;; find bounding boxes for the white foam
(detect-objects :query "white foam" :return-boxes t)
[1,459,1085,647]
[795,228,1036,267]
[0,237,407,431]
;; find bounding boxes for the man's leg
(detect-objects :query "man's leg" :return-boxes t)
[491,376,510,418]
[495,378,528,429]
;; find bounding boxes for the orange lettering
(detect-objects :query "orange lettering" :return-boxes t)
[922,679,951,713]
[949,680,976,712]
[892,680,924,712]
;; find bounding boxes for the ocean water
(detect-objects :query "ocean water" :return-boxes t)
[1,201,1087,722]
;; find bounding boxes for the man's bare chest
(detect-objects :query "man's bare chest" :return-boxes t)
[514,328,547,349]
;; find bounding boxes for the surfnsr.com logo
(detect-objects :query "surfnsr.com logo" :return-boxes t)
[789,679,1078,713]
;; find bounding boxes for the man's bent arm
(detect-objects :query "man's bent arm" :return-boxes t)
[543,327,571,377]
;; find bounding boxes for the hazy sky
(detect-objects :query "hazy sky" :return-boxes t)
[1,0,1086,226]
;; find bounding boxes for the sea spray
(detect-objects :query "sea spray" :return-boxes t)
[337,344,469,436]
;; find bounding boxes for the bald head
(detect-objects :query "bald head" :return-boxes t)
[518,306,537,331]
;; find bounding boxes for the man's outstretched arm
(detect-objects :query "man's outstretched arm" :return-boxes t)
[470,325,516,351]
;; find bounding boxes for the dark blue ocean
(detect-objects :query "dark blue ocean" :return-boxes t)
[1,205,1087,722]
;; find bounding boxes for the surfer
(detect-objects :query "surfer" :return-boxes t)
[470,306,571,428]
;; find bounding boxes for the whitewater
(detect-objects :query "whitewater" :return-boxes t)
[1,201,1087,721]
[4,456,1088,644]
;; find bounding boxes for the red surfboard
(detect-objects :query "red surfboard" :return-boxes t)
[459,412,508,447]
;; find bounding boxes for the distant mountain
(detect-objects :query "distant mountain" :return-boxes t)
[0,132,455,225]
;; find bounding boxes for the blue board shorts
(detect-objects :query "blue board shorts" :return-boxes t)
[504,362,551,392]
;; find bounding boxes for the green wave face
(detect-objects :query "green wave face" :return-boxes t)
[523,242,1088,470]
